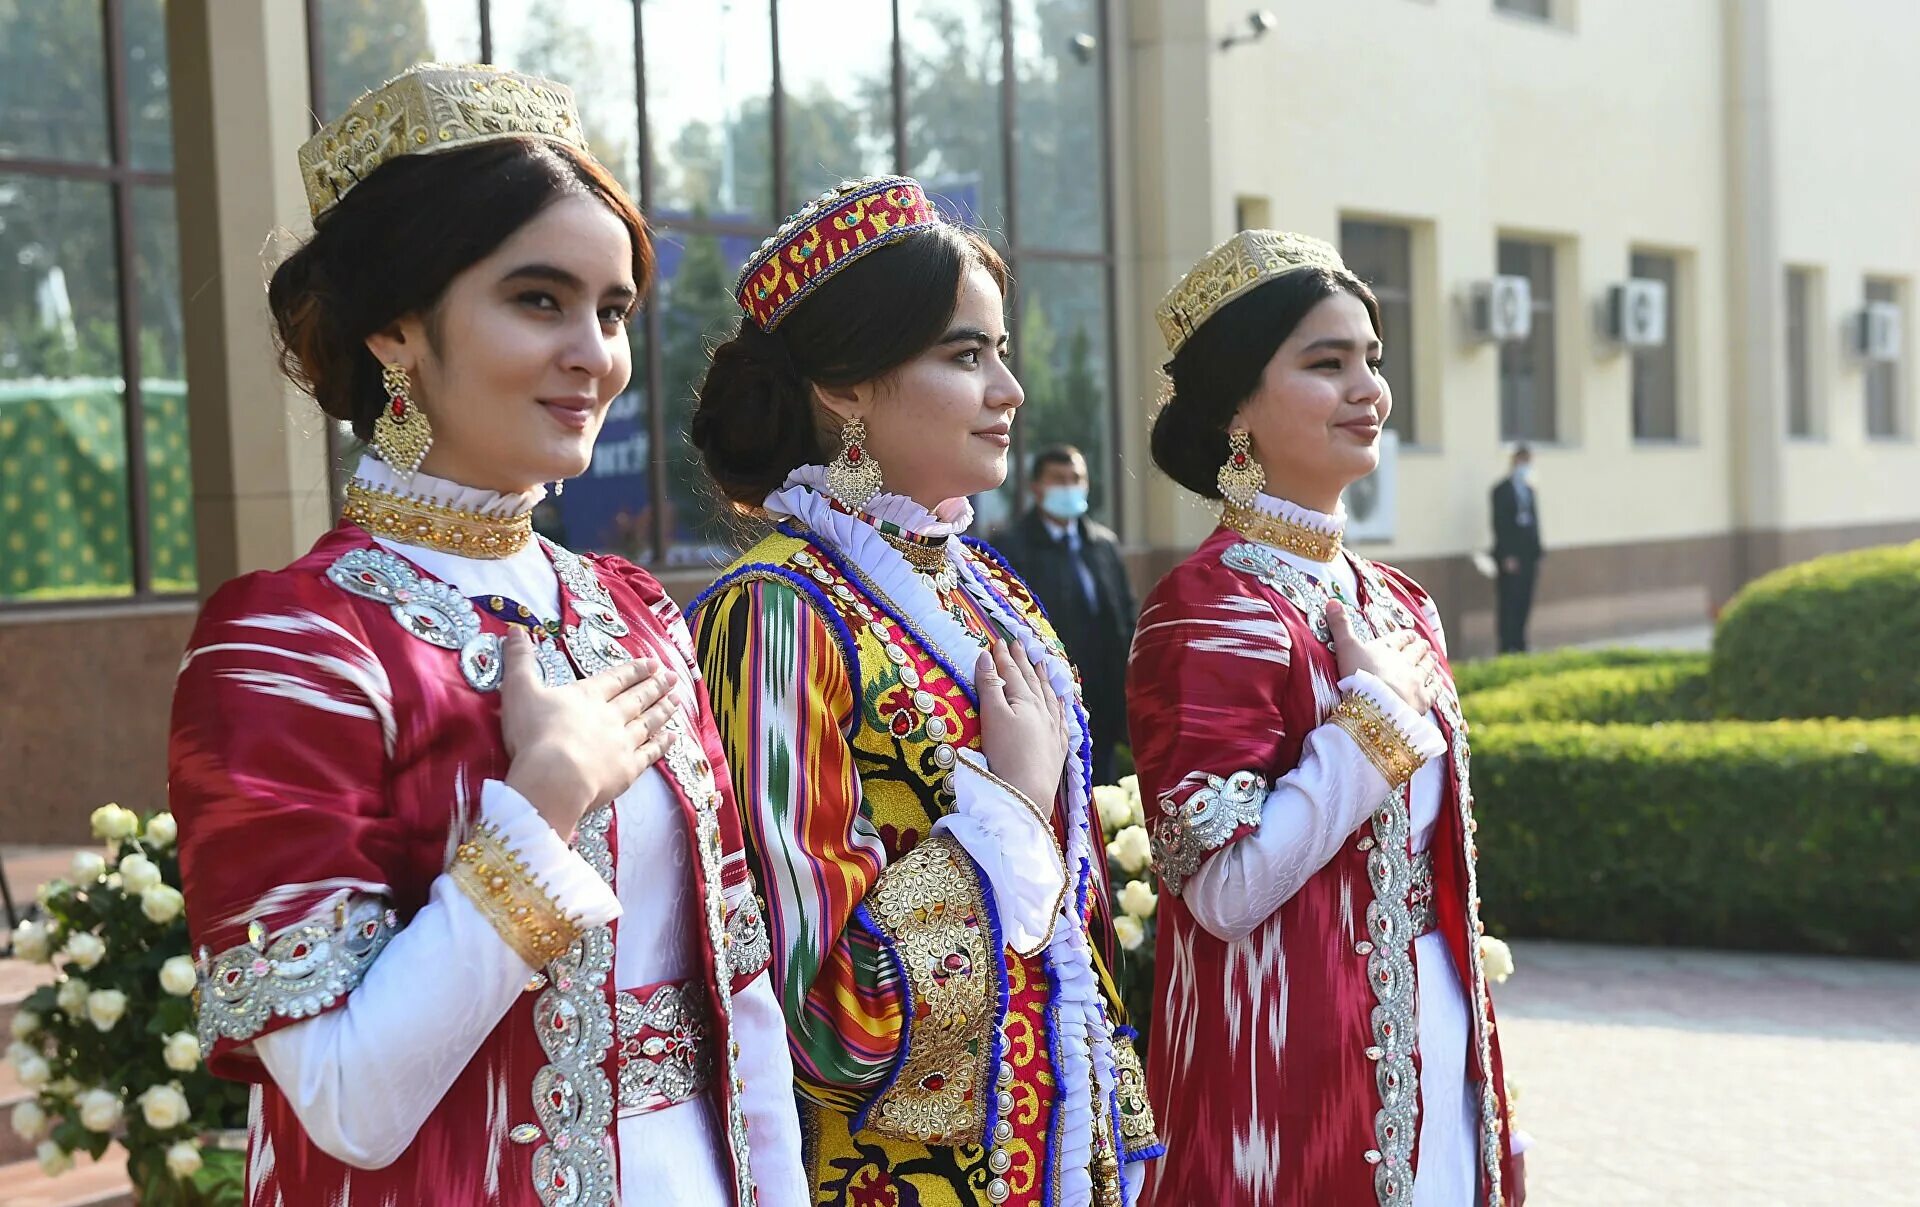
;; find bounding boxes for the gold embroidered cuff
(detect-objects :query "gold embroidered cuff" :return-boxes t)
[1330,691,1426,788]
[1112,1031,1163,1158]
[450,822,584,968]
[862,832,997,1145]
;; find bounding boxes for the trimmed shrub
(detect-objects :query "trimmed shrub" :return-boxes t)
[1470,718,1920,958]
[1712,541,1920,720]
[1452,646,1686,697]
[1465,655,1712,726]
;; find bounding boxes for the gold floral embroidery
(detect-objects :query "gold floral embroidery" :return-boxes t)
[1111,1032,1161,1156]
[450,821,583,968]
[1330,692,1426,788]
[862,832,996,1145]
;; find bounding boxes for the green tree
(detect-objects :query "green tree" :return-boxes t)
[658,218,744,557]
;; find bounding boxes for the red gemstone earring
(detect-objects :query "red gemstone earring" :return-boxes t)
[825,415,883,512]
[372,362,432,479]
[1216,428,1265,507]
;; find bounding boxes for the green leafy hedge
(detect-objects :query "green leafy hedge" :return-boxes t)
[1451,646,1686,697]
[1465,655,1712,726]
[1711,540,1920,720]
[1470,718,1920,958]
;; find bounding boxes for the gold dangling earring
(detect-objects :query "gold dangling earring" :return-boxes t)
[372,362,432,480]
[825,415,884,512]
[1217,428,1265,507]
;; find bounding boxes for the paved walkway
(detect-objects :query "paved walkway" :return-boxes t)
[1498,941,1920,1205]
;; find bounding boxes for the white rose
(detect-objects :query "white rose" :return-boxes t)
[1105,824,1153,875]
[1113,914,1146,951]
[1117,879,1158,920]
[145,813,178,848]
[11,1099,48,1141]
[76,1087,123,1133]
[1092,785,1132,835]
[138,1083,191,1131]
[6,1040,35,1068]
[36,1139,73,1177]
[70,850,106,883]
[165,1139,203,1179]
[1479,935,1515,984]
[14,1051,51,1090]
[91,803,141,842]
[11,1009,40,1040]
[55,977,90,1017]
[163,1031,201,1073]
[86,989,129,1032]
[47,1076,80,1099]
[158,956,198,998]
[118,853,164,895]
[62,931,106,972]
[1117,774,1145,826]
[11,918,52,963]
[141,885,185,925]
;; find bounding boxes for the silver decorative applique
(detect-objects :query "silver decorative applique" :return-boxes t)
[327,548,505,692]
[1364,782,1419,1206]
[544,540,637,677]
[534,635,578,688]
[526,803,618,1206]
[615,982,714,1114]
[655,714,757,1206]
[1221,542,1342,651]
[1150,769,1267,895]
[197,893,398,1051]
[724,892,773,983]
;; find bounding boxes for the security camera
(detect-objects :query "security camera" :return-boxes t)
[1220,9,1279,51]
[1068,32,1098,64]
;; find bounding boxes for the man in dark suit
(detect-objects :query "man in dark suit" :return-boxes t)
[1491,444,1545,653]
[991,445,1138,785]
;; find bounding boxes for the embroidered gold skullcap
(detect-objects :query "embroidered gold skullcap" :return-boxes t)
[1156,230,1349,355]
[298,63,591,219]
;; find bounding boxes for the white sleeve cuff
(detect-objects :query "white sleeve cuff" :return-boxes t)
[933,752,1069,958]
[1511,1127,1534,1157]
[1337,670,1447,761]
[479,780,623,929]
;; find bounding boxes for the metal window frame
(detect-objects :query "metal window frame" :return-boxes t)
[295,0,1121,562]
[0,0,185,616]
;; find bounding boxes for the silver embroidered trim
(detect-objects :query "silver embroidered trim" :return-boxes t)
[545,540,636,678]
[1149,769,1266,895]
[657,714,757,1206]
[326,547,502,691]
[528,804,618,1206]
[1407,851,1437,937]
[196,893,398,1052]
[724,892,773,984]
[615,982,714,1114]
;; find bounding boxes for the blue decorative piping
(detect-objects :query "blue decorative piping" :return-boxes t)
[691,559,863,732]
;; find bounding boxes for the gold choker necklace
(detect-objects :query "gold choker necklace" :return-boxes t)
[344,480,534,559]
[878,529,947,576]
[1221,500,1343,562]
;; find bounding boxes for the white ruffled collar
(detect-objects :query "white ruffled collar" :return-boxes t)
[767,465,973,537]
[1249,489,1345,541]
[354,455,547,520]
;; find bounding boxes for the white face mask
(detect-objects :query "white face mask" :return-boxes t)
[1513,464,1535,488]
[1041,484,1090,521]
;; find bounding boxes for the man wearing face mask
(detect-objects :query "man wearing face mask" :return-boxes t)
[991,445,1138,784]
[1491,443,1545,653]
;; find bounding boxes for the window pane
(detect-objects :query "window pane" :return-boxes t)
[1012,0,1105,252]
[656,228,761,566]
[902,0,1006,238]
[1342,220,1415,442]
[0,177,133,600]
[1866,279,1900,438]
[1495,0,1551,18]
[643,0,774,226]
[1630,251,1678,441]
[491,0,640,196]
[549,323,652,562]
[314,0,481,115]
[136,185,194,592]
[0,0,110,163]
[778,0,896,205]
[1497,238,1556,443]
[126,0,174,170]
[1012,260,1112,525]
[1785,269,1811,438]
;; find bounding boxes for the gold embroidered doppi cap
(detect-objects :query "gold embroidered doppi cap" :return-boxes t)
[298,63,592,219]
[1155,230,1350,355]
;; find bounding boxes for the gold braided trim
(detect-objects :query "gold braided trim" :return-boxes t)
[862,832,997,1145]
[450,821,584,968]
[1221,500,1343,562]
[877,528,950,577]
[1112,1030,1163,1157]
[344,480,533,559]
[1330,691,1426,788]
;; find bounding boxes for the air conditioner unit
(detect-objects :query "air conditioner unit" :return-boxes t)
[1471,275,1532,343]
[1342,430,1399,544]
[1607,278,1668,347]
[1856,301,1902,362]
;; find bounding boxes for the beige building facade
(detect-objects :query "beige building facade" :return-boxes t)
[2,0,1915,839]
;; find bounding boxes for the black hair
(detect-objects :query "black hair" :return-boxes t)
[1030,444,1084,478]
